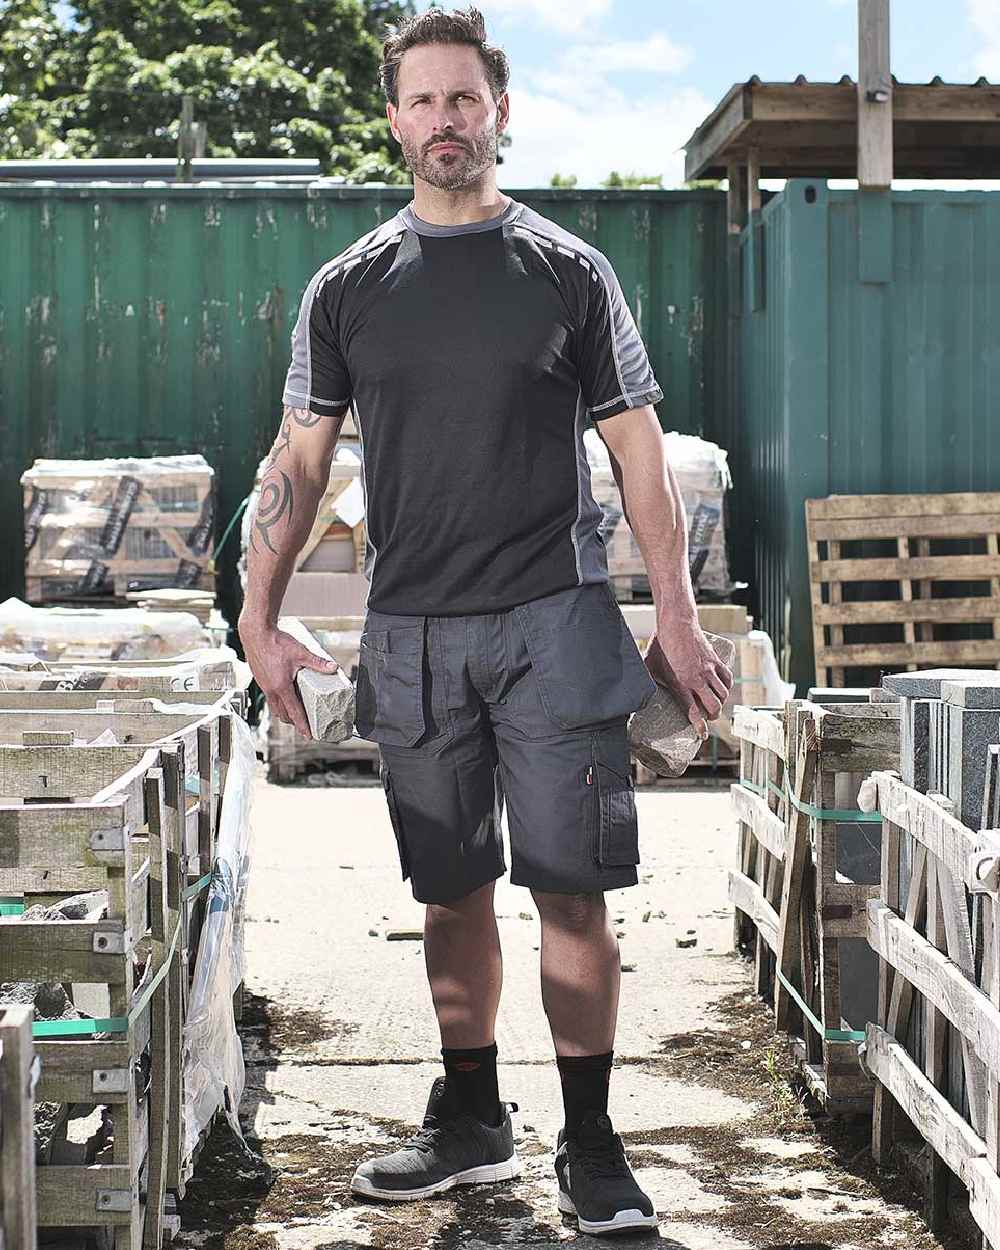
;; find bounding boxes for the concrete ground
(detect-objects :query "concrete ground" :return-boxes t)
[174,767,956,1250]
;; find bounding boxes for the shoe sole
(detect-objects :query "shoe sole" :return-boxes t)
[351,1154,521,1202]
[558,1190,659,1235]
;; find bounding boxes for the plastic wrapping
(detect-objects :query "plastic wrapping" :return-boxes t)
[182,713,255,1158]
[584,429,734,596]
[0,596,207,661]
[0,643,251,692]
[21,455,215,601]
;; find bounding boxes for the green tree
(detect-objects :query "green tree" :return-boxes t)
[549,171,577,188]
[602,171,663,189]
[0,0,416,180]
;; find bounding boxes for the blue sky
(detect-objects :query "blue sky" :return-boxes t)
[419,0,997,187]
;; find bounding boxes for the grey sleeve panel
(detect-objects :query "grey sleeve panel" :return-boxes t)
[282,264,353,416]
[580,247,663,420]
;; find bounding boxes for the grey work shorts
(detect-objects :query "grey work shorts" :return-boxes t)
[354,582,657,905]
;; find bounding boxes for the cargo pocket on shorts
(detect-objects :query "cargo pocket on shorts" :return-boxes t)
[356,623,426,746]
[382,767,411,881]
[515,584,654,732]
[588,730,639,868]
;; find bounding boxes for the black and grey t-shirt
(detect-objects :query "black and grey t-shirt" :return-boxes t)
[282,198,662,616]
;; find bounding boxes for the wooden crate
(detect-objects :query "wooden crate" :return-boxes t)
[730,698,899,1112]
[0,1004,37,1250]
[0,743,180,1248]
[866,767,1000,1243]
[806,492,1000,689]
[23,457,215,603]
[0,698,239,1201]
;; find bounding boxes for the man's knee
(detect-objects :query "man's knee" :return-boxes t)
[426,880,496,926]
[532,889,605,932]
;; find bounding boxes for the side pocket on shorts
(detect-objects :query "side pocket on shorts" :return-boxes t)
[382,767,411,882]
[588,730,639,868]
[356,623,426,747]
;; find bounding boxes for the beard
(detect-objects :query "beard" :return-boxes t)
[400,127,498,191]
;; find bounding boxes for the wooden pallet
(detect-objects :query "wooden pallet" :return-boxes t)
[0,654,244,694]
[0,1003,37,1249]
[867,769,1000,1244]
[730,698,899,1113]
[806,492,1000,688]
[0,743,180,1248]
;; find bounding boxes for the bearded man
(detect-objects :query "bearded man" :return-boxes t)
[239,6,732,1236]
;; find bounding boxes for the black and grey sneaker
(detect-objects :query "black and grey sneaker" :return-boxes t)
[555,1111,658,1235]
[350,1076,520,1202]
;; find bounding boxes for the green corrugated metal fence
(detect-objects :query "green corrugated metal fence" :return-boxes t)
[732,180,1000,693]
[0,184,728,627]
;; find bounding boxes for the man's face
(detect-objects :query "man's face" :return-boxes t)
[387,43,508,192]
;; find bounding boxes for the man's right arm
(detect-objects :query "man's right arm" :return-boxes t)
[238,403,346,737]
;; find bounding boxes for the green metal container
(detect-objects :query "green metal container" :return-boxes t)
[732,180,1000,692]
[0,184,728,627]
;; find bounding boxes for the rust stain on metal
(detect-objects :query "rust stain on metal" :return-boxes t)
[150,202,167,226]
[686,295,704,359]
[204,202,222,228]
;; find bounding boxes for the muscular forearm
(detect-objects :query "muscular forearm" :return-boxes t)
[611,440,697,629]
[241,405,340,631]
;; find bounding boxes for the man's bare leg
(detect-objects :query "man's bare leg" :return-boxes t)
[424,880,502,1047]
[532,890,620,1055]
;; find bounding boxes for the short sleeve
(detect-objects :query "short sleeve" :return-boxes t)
[281,266,352,416]
[577,251,663,420]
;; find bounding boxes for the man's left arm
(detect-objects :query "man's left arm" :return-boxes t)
[597,406,733,733]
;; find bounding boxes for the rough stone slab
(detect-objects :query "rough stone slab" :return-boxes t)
[295,667,355,743]
[941,676,1000,709]
[901,698,932,791]
[807,687,871,703]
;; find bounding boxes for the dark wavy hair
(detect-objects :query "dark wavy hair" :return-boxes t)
[380,7,510,107]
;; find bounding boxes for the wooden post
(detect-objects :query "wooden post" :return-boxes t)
[726,162,746,235]
[176,95,206,181]
[858,0,893,188]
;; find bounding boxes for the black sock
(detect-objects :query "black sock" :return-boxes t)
[442,1042,502,1126]
[557,1052,613,1138]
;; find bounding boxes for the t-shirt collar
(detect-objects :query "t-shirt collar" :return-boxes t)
[400,198,522,237]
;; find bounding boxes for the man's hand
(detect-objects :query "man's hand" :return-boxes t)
[644,624,733,737]
[239,618,340,740]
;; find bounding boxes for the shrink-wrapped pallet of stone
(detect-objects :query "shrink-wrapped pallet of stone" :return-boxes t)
[584,429,734,598]
[0,596,209,661]
[22,454,215,602]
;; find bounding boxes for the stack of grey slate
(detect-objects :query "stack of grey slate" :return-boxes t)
[880,669,1000,829]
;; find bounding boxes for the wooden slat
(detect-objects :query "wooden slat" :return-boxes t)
[728,869,779,953]
[775,721,818,1032]
[0,1005,37,1249]
[817,639,1000,668]
[875,772,983,888]
[865,1023,986,1182]
[808,492,1000,520]
[811,554,1000,584]
[36,1164,136,1226]
[815,597,1000,626]
[0,920,131,983]
[732,706,786,759]
[868,899,1000,1077]
[731,783,785,861]
[810,513,1000,542]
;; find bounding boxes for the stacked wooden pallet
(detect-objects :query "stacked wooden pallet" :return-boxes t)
[730,695,899,1112]
[22,456,216,605]
[806,492,1000,689]
[0,680,250,1245]
[864,670,1000,1242]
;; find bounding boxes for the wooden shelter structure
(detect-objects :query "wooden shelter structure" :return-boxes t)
[684,2,1000,233]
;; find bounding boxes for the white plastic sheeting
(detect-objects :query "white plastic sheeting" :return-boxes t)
[0,596,206,660]
[182,713,255,1158]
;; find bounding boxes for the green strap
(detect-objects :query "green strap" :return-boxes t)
[33,919,181,1039]
[0,902,25,916]
[774,967,866,1043]
[183,870,214,901]
[738,777,880,823]
[212,494,249,562]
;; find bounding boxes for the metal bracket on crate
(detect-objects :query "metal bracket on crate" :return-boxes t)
[89,826,128,854]
[92,928,129,955]
[92,1067,130,1095]
[96,1188,135,1213]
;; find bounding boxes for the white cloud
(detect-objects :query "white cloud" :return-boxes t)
[498,29,706,188]
[483,0,614,34]
[969,0,1000,77]
[500,82,714,188]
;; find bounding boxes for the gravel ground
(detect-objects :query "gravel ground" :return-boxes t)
[173,766,961,1250]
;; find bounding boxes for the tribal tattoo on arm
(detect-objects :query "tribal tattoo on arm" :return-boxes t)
[251,470,294,554]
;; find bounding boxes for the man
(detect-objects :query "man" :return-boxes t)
[239,6,732,1237]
